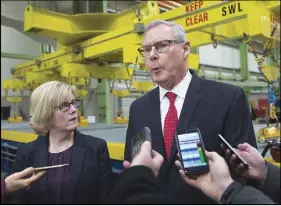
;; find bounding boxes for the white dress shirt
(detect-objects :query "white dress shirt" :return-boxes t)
[159,69,192,132]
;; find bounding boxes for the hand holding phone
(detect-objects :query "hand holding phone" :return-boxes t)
[175,128,209,176]
[130,141,164,177]
[175,151,234,202]
[235,143,268,184]
[218,134,249,170]
[131,127,152,158]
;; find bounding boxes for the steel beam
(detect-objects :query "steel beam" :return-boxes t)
[1,52,38,60]
[4,1,280,110]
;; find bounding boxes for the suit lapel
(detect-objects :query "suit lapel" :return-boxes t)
[149,87,166,158]
[169,71,202,162]
[68,131,86,204]
[34,136,49,203]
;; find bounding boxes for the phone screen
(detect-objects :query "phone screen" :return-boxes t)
[177,130,209,174]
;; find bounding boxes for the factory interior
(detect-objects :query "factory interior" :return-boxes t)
[1,0,280,179]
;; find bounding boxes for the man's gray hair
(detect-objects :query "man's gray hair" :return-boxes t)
[144,20,187,42]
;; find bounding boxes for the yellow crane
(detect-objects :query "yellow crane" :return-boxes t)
[2,1,280,124]
[1,0,280,166]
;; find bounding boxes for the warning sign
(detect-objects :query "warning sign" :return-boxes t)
[185,0,208,27]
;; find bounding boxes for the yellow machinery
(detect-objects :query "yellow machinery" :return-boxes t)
[3,80,25,123]
[257,105,280,143]
[3,1,280,123]
[262,139,280,167]
[242,21,280,144]
[111,79,155,124]
[258,126,280,144]
[1,1,280,161]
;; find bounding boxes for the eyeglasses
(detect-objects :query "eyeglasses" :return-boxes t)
[138,40,184,57]
[58,99,80,112]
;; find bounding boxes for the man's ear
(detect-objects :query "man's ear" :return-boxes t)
[183,41,190,59]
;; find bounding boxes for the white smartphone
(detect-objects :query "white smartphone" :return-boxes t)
[33,164,69,172]
[218,134,249,168]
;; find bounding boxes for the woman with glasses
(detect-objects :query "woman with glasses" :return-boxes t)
[4,81,113,204]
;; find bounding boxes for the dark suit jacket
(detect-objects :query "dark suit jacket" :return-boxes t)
[124,70,257,204]
[4,130,113,204]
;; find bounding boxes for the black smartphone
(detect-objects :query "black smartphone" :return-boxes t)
[175,128,209,176]
[131,127,152,158]
[218,134,249,168]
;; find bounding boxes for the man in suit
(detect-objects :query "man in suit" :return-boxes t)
[124,20,257,204]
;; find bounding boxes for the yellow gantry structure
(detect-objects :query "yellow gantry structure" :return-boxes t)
[2,0,280,123]
[1,0,280,162]
[4,0,280,85]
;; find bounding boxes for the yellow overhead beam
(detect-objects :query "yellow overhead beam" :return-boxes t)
[111,90,130,97]
[3,79,25,91]
[25,5,117,46]
[24,2,160,46]
[6,0,280,92]
[18,1,279,67]
[144,1,280,45]
[13,47,83,78]
[149,1,279,31]
[131,81,155,93]
[61,63,134,80]
[26,72,61,84]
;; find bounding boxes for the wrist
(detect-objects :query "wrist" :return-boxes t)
[216,178,234,202]
[257,161,268,185]
[219,180,244,204]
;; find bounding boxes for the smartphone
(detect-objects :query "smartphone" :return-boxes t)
[218,134,249,168]
[175,128,209,176]
[131,127,152,158]
[33,164,70,172]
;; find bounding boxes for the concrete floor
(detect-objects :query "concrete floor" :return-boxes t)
[0,120,274,157]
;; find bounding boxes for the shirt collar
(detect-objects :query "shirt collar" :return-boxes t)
[159,69,192,101]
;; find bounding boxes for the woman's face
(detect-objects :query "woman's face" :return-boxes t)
[51,94,79,132]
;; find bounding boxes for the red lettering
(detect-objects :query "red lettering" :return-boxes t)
[186,5,190,12]
[204,12,208,21]
[185,12,209,27]
[186,17,190,26]
[190,2,194,11]
[186,0,204,13]
[199,14,203,22]
[194,15,198,24]
[199,0,203,8]
[194,1,199,10]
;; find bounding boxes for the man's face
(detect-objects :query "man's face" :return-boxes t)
[142,24,189,89]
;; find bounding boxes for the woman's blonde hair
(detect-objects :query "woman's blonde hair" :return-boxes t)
[29,81,75,136]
